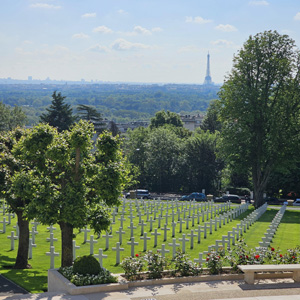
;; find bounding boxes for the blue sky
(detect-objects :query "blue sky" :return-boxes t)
[1,0,300,84]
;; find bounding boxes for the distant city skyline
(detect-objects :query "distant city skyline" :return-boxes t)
[1,0,300,84]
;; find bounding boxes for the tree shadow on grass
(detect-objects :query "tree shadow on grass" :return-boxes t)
[0,254,47,293]
[4,269,48,293]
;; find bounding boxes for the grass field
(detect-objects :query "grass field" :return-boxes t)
[0,201,299,293]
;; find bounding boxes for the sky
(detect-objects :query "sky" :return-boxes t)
[1,0,300,84]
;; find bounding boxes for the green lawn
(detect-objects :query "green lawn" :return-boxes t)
[0,202,299,293]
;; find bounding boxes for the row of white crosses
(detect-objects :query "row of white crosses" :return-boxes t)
[0,198,243,269]
[108,202,249,265]
[194,203,268,266]
[91,198,233,266]
[256,204,286,254]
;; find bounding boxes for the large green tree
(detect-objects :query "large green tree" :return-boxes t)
[0,129,35,269]
[181,130,223,194]
[0,102,27,131]
[218,30,300,208]
[40,91,75,132]
[16,121,128,267]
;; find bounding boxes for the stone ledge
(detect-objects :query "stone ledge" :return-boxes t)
[48,269,244,295]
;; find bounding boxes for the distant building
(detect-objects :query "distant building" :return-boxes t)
[180,114,205,131]
[203,52,213,85]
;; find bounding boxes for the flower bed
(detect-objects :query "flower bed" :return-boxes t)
[48,242,300,295]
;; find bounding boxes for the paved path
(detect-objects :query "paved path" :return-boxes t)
[0,274,28,298]
[1,278,300,300]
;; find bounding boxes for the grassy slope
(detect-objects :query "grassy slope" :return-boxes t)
[0,204,299,293]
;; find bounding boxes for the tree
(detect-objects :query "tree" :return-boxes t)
[150,110,183,129]
[218,30,300,208]
[181,130,223,194]
[108,120,119,137]
[200,100,222,133]
[76,104,105,134]
[144,127,181,192]
[0,102,27,131]
[40,91,75,132]
[0,129,33,269]
[17,121,128,267]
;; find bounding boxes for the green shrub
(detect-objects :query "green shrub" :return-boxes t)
[73,255,101,275]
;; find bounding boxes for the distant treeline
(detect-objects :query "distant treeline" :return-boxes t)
[0,83,220,125]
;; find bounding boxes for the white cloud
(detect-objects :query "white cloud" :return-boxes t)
[72,33,89,39]
[185,16,212,24]
[117,9,128,15]
[30,3,61,9]
[211,39,234,46]
[249,0,269,6]
[215,24,237,32]
[294,12,300,21]
[133,26,152,35]
[152,27,163,32]
[89,45,110,53]
[81,12,96,18]
[111,39,150,51]
[93,26,113,34]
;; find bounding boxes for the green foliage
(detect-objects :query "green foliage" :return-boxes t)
[12,120,129,266]
[40,91,75,132]
[59,265,117,286]
[150,110,183,129]
[218,30,300,207]
[0,102,27,131]
[120,255,144,280]
[76,104,104,134]
[144,251,168,279]
[200,100,222,133]
[73,255,101,276]
[173,250,201,277]
[205,251,223,275]
[124,125,222,194]
[0,84,218,125]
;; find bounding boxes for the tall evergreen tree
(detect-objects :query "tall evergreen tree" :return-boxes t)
[40,91,75,132]
[76,104,105,134]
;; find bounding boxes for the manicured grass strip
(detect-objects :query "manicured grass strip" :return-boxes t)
[0,204,250,292]
[240,209,278,249]
[271,209,300,251]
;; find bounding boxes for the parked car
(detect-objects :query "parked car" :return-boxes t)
[293,199,300,206]
[125,189,151,199]
[215,194,241,203]
[181,192,206,201]
[264,197,281,205]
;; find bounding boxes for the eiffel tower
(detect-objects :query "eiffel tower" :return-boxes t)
[203,52,212,85]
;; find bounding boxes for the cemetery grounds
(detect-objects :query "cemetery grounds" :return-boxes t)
[0,198,299,293]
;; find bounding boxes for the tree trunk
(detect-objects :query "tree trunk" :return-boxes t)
[59,221,73,267]
[14,211,30,269]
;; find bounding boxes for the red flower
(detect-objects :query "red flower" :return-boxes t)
[206,257,210,261]
[240,255,243,258]
[271,248,275,251]
[279,254,283,258]
[292,256,295,259]
[246,255,249,259]
[255,255,260,259]
[135,254,139,257]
